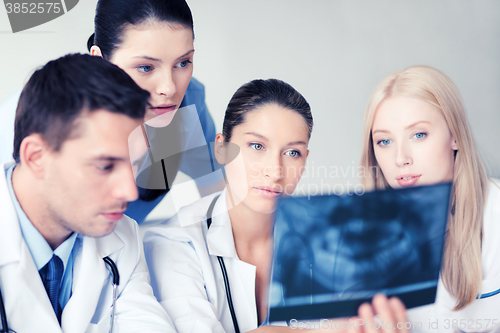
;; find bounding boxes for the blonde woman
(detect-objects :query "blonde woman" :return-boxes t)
[360,65,500,332]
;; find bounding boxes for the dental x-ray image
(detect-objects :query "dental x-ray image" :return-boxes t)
[268,183,452,322]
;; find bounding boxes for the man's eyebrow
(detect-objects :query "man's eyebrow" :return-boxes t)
[90,156,127,162]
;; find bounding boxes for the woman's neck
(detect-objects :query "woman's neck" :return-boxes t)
[224,190,275,326]
[225,192,274,255]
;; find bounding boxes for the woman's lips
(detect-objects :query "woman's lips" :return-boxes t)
[253,186,282,199]
[396,174,421,187]
[150,104,177,116]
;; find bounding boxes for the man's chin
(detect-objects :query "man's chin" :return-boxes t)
[83,217,120,238]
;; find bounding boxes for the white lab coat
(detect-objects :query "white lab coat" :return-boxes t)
[407,179,500,333]
[144,190,275,333]
[0,162,176,333]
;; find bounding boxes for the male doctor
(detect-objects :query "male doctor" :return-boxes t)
[0,54,175,332]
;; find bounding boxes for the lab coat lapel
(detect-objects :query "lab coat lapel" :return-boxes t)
[0,162,22,267]
[62,230,123,333]
[62,236,107,332]
[228,259,259,331]
[14,244,63,331]
[206,192,259,330]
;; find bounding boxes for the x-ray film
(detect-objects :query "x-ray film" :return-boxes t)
[268,183,452,322]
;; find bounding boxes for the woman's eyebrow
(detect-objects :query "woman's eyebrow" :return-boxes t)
[175,49,195,61]
[244,132,268,141]
[373,121,431,135]
[133,56,161,62]
[244,132,307,146]
[132,49,194,63]
[372,129,390,135]
[287,141,308,146]
[405,120,431,130]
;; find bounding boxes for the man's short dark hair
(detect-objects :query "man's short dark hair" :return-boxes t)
[13,53,150,163]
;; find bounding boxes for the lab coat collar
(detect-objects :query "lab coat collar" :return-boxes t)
[0,162,23,267]
[0,163,63,330]
[0,162,127,332]
[206,189,239,259]
[0,161,124,265]
[6,162,77,273]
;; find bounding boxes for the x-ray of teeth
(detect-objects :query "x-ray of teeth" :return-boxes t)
[269,182,451,322]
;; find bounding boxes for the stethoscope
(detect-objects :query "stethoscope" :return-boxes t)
[206,195,241,333]
[206,194,314,332]
[103,256,120,333]
[0,256,119,333]
[0,284,11,333]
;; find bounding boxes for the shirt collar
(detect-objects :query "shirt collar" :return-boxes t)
[6,163,77,271]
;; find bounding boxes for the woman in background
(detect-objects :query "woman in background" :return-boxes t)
[0,0,224,223]
[145,78,409,333]
[360,65,500,332]
[89,0,224,223]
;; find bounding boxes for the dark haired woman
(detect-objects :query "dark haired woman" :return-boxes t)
[144,79,409,333]
[0,0,224,223]
[89,0,225,222]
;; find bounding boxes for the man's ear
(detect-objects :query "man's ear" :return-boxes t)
[90,45,103,57]
[214,133,226,165]
[18,134,48,179]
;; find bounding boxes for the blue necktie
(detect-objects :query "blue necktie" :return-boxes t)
[39,254,64,323]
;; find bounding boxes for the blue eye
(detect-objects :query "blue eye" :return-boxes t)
[414,132,427,139]
[377,139,391,146]
[176,59,192,68]
[250,143,264,151]
[285,150,301,158]
[138,65,153,73]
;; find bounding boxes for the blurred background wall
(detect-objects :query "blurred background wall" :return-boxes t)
[1,1,499,213]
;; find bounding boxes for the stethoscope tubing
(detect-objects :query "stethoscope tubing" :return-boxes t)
[103,256,120,333]
[0,285,9,333]
[206,195,241,333]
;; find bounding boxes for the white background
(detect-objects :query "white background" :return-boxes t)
[1,1,499,208]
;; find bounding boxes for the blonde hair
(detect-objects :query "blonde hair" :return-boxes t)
[360,65,488,310]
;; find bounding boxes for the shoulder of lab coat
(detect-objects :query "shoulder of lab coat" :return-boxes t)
[0,162,175,333]
[144,190,264,333]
